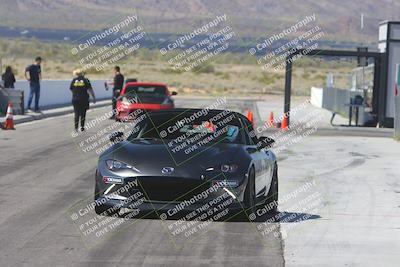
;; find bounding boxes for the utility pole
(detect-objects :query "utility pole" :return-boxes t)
[360,13,364,32]
[360,13,367,104]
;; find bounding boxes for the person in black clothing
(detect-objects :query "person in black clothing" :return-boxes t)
[111,66,124,119]
[69,69,96,132]
[25,56,42,112]
[2,66,16,89]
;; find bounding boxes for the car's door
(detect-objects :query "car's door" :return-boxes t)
[240,117,269,198]
[259,141,275,195]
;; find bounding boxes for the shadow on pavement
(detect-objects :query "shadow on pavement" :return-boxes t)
[115,209,321,223]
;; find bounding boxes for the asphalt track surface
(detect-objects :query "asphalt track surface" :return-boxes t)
[1,98,399,267]
[0,99,285,267]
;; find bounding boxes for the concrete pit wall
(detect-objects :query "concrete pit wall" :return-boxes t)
[14,79,112,109]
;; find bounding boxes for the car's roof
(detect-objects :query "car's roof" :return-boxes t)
[125,82,167,87]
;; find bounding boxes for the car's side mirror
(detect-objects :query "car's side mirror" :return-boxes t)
[117,95,128,102]
[171,91,178,96]
[258,136,275,150]
[109,131,124,143]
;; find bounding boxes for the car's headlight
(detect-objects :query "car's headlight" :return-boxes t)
[220,164,238,173]
[105,160,139,172]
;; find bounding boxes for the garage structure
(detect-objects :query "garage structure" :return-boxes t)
[284,21,400,128]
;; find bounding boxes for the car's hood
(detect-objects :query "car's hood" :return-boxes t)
[102,139,244,178]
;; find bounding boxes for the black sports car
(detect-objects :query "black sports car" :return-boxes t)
[94,108,278,219]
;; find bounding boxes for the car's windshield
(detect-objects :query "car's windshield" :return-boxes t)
[128,111,246,145]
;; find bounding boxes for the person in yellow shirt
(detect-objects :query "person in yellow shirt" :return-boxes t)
[69,69,96,132]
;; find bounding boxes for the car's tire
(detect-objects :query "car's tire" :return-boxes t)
[265,163,279,214]
[244,167,256,216]
[94,183,119,216]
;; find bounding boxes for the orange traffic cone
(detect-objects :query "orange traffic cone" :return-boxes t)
[3,102,15,130]
[268,111,274,127]
[281,114,288,131]
[246,110,254,126]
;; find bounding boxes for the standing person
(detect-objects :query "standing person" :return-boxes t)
[111,66,124,119]
[2,66,16,89]
[25,57,42,112]
[69,69,96,132]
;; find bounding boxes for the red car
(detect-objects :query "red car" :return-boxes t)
[115,82,177,121]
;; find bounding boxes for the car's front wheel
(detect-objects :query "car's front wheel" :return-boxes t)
[265,163,278,213]
[244,167,256,217]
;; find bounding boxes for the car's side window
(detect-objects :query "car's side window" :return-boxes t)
[240,117,258,146]
[235,127,247,144]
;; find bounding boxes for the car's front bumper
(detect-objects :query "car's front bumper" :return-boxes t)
[95,170,248,217]
[95,196,247,215]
